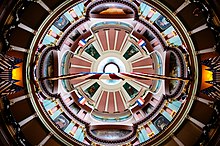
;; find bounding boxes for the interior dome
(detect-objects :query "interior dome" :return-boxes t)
[0,0,219,146]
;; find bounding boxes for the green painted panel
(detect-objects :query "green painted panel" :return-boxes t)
[85,82,100,98]
[123,82,138,98]
[85,44,100,59]
[123,44,139,60]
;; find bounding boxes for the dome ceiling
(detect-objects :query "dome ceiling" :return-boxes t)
[0,0,219,146]
[28,1,195,145]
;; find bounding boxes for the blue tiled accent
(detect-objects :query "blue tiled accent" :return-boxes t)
[140,3,147,13]
[51,109,62,120]
[64,122,75,134]
[169,36,182,46]
[43,100,52,107]
[44,101,56,110]
[142,6,151,17]
[42,35,56,45]
[141,128,149,141]
[73,6,82,17]
[149,123,159,135]
[78,3,84,12]
[78,131,85,142]
[74,127,83,140]
[163,26,175,35]
[150,12,160,22]
[167,102,179,112]
[138,131,145,143]
[172,100,182,108]
[51,25,61,34]
[64,12,74,22]
[161,110,173,122]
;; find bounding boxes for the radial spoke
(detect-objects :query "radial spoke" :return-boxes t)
[41,72,190,81]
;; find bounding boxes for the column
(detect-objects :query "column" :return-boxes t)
[194,96,214,106]
[19,113,37,127]
[213,86,220,94]
[187,116,205,129]
[105,30,110,50]
[37,0,51,13]
[113,92,118,112]
[188,24,208,35]
[10,94,29,105]
[0,62,7,70]
[171,134,185,146]
[174,0,191,15]
[37,133,53,146]
[211,56,220,65]
[114,30,119,50]
[214,64,220,70]
[0,81,12,94]
[104,92,109,112]
[18,23,36,34]
[10,45,28,53]
[0,72,10,80]
[0,57,11,67]
[196,46,216,55]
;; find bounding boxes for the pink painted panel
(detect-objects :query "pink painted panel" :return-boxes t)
[97,30,108,51]
[115,30,126,51]
[69,67,90,73]
[132,57,153,67]
[97,91,107,112]
[108,28,116,50]
[70,57,91,67]
[115,91,125,112]
[135,79,152,86]
[133,68,154,74]
[108,92,115,113]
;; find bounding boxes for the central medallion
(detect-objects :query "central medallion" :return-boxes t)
[104,62,119,73]
[97,57,126,85]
